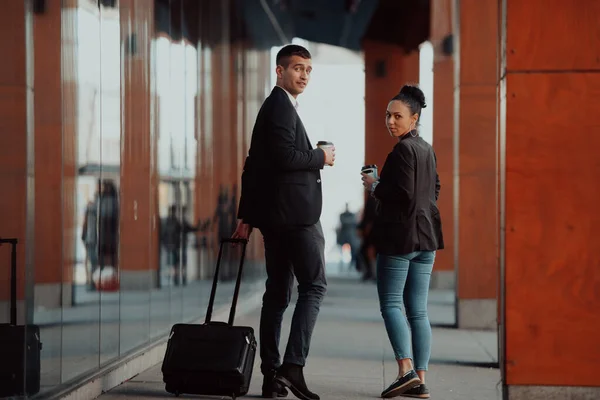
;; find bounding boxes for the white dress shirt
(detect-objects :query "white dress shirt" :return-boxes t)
[276,85,299,110]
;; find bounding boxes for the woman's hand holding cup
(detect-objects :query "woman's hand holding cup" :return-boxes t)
[361,164,378,190]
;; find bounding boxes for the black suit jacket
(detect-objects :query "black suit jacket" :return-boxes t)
[372,134,444,255]
[237,87,325,229]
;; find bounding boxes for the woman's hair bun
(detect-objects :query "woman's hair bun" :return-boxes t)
[399,85,427,109]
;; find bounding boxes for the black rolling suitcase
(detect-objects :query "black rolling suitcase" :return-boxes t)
[161,238,257,399]
[0,238,42,397]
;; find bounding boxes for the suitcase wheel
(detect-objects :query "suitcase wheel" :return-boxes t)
[165,383,179,397]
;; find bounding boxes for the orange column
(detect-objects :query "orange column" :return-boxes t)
[118,0,156,289]
[455,0,498,329]
[429,0,455,289]
[210,44,226,262]
[208,0,233,274]
[240,49,270,263]
[196,0,215,230]
[210,1,238,278]
[501,1,600,397]
[32,0,75,310]
[363,40,420,171]
[0,1,34,324]
[212,42,232,198]
[230,41,243,187]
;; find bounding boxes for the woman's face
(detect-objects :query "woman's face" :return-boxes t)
[386,100,418,138]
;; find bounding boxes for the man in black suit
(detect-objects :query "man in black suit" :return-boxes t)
[232,45,335,400]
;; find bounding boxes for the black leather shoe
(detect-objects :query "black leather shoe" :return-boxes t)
[400,383,430,398]
[381,370,421,398]
[275,363,320,400]
[262,374,289,398]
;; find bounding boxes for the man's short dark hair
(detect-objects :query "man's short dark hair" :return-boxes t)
[276,44,311,68]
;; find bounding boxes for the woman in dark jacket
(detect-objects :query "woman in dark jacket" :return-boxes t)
[362,85,443,399]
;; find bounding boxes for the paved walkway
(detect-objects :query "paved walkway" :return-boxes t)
[98,278,502,400]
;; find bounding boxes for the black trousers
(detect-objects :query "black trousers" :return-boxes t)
[258,222,327,375]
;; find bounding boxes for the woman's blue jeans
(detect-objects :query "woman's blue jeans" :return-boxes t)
[377,251,435,371]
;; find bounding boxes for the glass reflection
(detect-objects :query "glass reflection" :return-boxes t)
[62,2,104,384]
[23,0,272,397]
[118,1,153,358]
[97,3,122,363]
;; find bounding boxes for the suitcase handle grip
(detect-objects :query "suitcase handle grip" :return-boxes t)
[205,321,229,327]
[0,238,18,325]
[204,238,248,325]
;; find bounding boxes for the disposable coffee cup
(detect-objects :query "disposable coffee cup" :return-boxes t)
[317,140,334,149]
[361,164,378,179]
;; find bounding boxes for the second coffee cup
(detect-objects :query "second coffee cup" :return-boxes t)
[317,140,334,150]
[361,164,378,179]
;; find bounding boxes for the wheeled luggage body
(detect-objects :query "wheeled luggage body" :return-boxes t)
[0,238,42,398]
[161,238,256,399]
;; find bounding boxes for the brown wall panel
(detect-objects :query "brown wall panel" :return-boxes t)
[230,43,242,186]
[459,0,498,85]
[458,86,497,174]
[504,73,600,386]
[241,49,269,261]
[119,0,154,275]
[403,51,420,86]
[457,85,497,299]
[430,0,452,43]
[33,126,62,283]
[34,0,64,285]
[506,0,600,72]
[210,43,228,254]
[211,44,224,185]
[0,9,27,86]
[458,174,497,298]
[456,0,498,305]
[0,3,31,303]
[430,0,454,273]
[432,58,454,271]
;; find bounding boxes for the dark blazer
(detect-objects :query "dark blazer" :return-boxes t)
[237,87,325,229]
[372,133,444,255]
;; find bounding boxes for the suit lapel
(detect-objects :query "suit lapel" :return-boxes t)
[273,86,313,149]
[295,113,313,149]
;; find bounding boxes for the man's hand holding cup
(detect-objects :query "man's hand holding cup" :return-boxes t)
[317,141,335,167]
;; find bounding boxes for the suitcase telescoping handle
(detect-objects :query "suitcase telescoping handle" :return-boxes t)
[204,238,248,326]
[0,237,18,325]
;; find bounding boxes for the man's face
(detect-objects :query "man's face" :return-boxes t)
[276,55,312,97]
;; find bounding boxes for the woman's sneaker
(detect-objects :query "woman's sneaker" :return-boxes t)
[400,383,430,398]
[381,370,421,398]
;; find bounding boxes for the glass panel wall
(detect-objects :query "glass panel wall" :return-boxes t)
[0,0,270,398]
